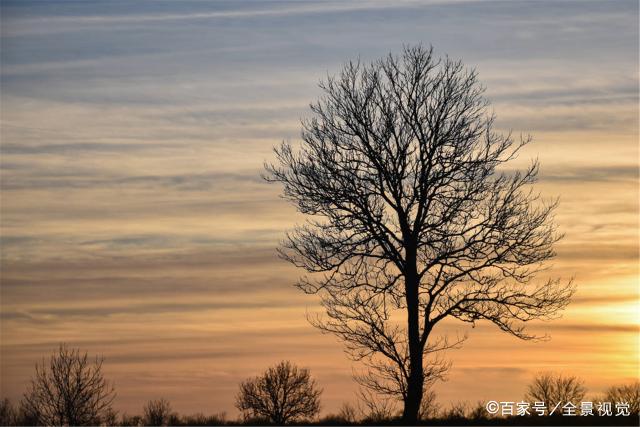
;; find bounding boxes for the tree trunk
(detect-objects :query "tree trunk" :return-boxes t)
[402,245,424,424]
[403,368,423,424]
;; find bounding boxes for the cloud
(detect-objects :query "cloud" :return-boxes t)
[542,323,639,334]
[455,366,528,376]
[1,1,415,30]
[0,141,178,155]
[571,293,639,305]
[556,242,639,261]
[500,164,640,185]
[539,165,639,183]
[1,169,265,191]
[1,298,310,321]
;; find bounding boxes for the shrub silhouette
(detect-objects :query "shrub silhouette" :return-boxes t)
[468,401,489,420]
[525,372,587,408]
[605,381,640,414]
[236,361,322,424]
[120,413,144,426]
[337,403,359,424]
[144,398,173,426]
[178,412,227,426]
[0,398,16,426]
[442,401,469,419]
[21,344,116,426]
[418,388,441,420]
[357,389,399,424]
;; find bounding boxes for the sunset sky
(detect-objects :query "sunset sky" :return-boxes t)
[1,0,638,418]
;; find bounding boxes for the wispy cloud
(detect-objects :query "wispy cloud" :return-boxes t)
[540,165,639,183]
[3,1,409,27]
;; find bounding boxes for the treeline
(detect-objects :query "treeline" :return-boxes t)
[1,345,638,426]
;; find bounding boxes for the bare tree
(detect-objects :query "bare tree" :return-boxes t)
[468,401,489,420]
[525,372,586,408]
[120,413,144,426]
[442,401,469,419]
[235,361,322,424]
[605,381,639,414]
[0,398,16,426]
[21,344,116,426]
[337,402,359,423]
[16,400,40,426]
[418,387,440,420]
[144,398,173,426]
[357,389,399,423]
[265,45,574,423]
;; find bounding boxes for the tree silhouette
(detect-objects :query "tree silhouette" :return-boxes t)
[605,381,639,414]
[357,388,399,423]
[525,372,586,408]
[418,387,440,420]
[0,398,16,426]
[21,344,116,426]
[265,45,574,423]
[144,398,174,426]
[235,361,322,424]
[336,402,359,424]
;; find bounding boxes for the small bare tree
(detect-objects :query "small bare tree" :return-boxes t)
[0,398,16,426]
[418,387,440,420]
[337,402,359,423]
[525,372,586,408]
[21,344,116,426]
[265,44,574,423]
[357,389,399,423]
[120,413,144,426]
[236,361,322,424]
[144,398,173,426]
[605,381,639,414]
[442,401,469,419]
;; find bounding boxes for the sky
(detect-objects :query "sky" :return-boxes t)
[1,0,638,418]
